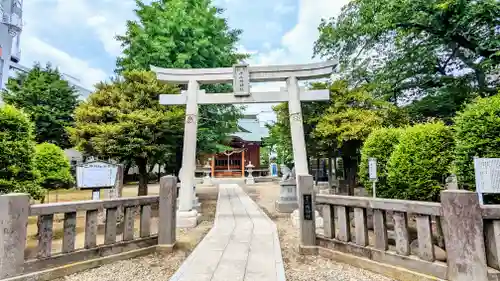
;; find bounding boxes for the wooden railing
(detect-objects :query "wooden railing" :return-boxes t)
[0,176,178,280]
[296,174,500,281]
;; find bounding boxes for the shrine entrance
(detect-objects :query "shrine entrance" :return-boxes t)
[213,148,245,178]
[153,61,336,219]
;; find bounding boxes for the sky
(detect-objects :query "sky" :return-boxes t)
[20,0,349,123]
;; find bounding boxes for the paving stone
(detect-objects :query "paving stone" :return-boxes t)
[170,184,284,281]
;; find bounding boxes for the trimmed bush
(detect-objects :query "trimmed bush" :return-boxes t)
[0,105,44,199]
[454,95,500,189]
[34,143,75,190]
[359,127,403,198]
[387,122,454,201]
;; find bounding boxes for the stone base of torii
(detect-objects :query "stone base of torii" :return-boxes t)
[153,61,336,228]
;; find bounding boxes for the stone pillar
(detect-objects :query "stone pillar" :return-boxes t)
[441,190,488,281]
[297,175,317,254]
[0,194,29,279]
[286,76,308,175]
[177,80,199,227]
[158,176,177,252]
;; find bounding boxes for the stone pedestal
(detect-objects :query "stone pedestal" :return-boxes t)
[291,209,324,230]
[203,176,212,185]
[275,180,298,213]
[176,209,200,228]
[176,192,200,212]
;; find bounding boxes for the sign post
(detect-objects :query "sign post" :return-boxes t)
[368,158,378,198]
[473,157,500,205]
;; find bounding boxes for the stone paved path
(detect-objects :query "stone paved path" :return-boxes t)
[169,184,286,281]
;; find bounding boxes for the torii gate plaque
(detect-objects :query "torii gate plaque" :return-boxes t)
[153,61,336,227]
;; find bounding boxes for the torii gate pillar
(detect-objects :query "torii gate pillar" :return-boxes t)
[154,61,336,228]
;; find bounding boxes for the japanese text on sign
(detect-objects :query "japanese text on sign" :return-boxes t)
[233,64,249,95]
[76,161,118,189]
[303,194,313,220]
[474,158,500,194]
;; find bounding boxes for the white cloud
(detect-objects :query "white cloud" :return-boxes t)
[274,2,295,15]
[243,0,349,121]
[21,36,108,89]
[255,0,349,65]
[87,15,126,57]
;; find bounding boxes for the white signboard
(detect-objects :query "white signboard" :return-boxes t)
[77,161,118,189]
[368,158,378,181]
[474,157,500,204]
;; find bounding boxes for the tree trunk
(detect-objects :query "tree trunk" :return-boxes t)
[136,158,148,196]
[343,156,357,196]
[175,146,183,178]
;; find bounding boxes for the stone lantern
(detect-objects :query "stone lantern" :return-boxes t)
[203,161,211,185]
[246,161,255,184]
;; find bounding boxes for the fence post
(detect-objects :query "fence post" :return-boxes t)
[158,175,177,253]
[441,190,488,281]
[297,174,317,254]
[0,193,30,279]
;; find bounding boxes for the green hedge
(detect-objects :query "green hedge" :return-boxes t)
[359,127,403,198]
[387,122,454,201]
[0,105,43,199]
[34,143,75,190]
[454,95,500,189]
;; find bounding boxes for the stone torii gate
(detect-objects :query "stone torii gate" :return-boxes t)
[152,61,336,227]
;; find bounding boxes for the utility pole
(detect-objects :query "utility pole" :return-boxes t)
[0,0,23,104]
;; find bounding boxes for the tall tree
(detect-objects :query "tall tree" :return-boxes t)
[115,0,247,173]
[69,70,184,195]
[1,63,79,149]
[314,0,500,121]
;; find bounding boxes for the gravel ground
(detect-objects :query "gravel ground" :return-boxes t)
[252,182,395,281]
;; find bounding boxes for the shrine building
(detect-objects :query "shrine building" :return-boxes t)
[198,114,269,178]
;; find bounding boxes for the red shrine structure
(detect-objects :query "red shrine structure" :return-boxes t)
[199,115,269,178]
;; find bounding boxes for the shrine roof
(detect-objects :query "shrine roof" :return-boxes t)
[230,117,269,142]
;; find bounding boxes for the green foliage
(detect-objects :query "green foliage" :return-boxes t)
[406,83,478,124]
[115,0,245,157]
[1,63,79,149]
[69,70,184,194]
[359,127,403,197]
[315,81,405,148]
[0,105,44,199]
[314,0,500,114]
[116,0,247,72]
[387,122,454,201]
[453,95,500,189]
[34,143,74,190]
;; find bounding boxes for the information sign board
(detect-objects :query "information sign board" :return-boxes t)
[474,157,500,204]
[76,161,118,189]
[368,158,378,181]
